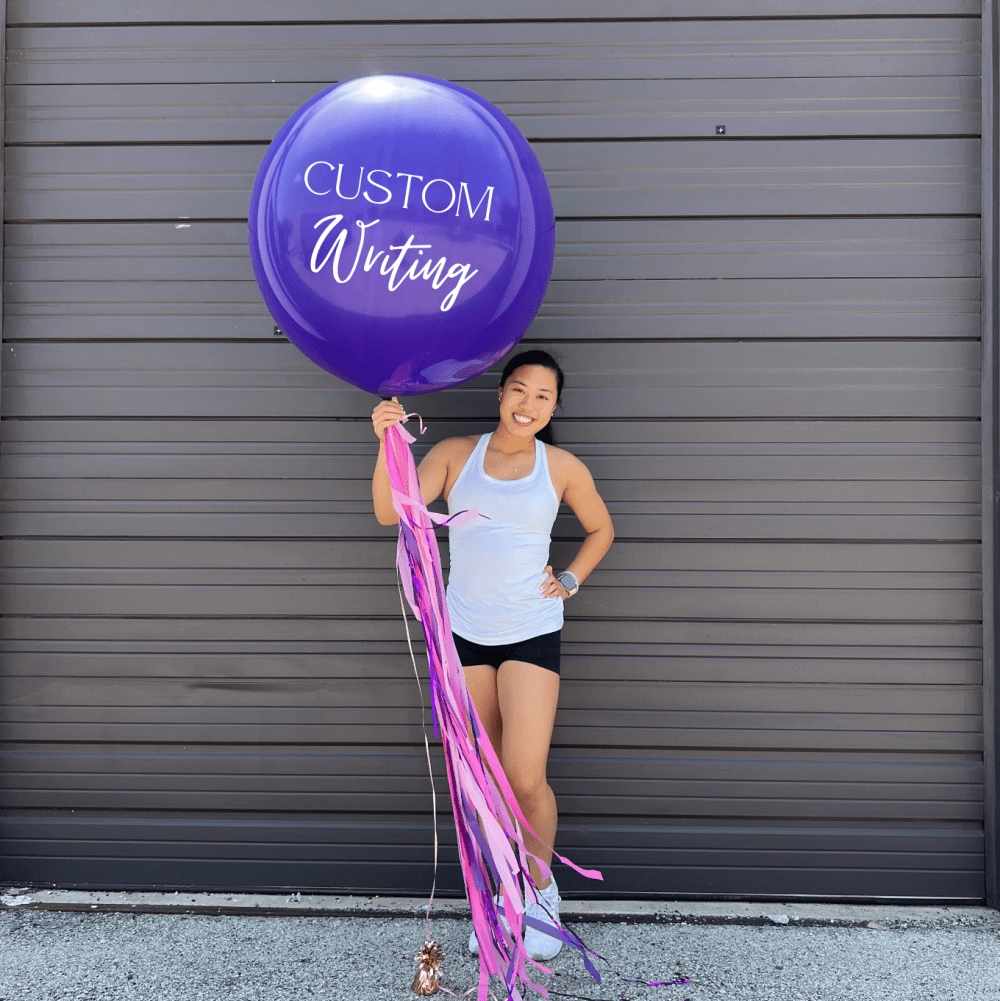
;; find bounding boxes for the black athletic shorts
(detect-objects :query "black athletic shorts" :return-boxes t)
[452,628,561,675]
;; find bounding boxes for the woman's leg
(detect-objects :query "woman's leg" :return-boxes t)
[496,660,560,887]
[463,664,503,756]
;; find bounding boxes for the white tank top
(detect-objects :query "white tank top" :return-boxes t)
[446,433,563,645]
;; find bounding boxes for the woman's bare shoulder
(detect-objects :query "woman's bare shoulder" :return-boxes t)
[543,443,593,488]
[438,433,480,451]
[543,442,587,471]
[424,434,480,461]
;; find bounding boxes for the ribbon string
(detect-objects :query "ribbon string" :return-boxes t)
[384,420,604,1001]
[396,568,440,942]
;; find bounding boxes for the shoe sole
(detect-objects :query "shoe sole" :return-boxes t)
[528,947,563,961]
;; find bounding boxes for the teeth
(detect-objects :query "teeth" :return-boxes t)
[514,415,531,424]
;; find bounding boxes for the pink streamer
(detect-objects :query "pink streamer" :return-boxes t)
[383,422,603,1001]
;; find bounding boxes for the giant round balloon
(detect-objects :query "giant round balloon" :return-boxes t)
[249,74,555,396]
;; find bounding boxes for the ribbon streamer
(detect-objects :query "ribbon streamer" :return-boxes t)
[383,421,604,1001]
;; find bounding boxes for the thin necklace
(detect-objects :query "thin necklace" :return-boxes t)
[488,435,534,475]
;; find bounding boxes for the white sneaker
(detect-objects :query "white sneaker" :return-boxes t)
[468,894,508,955]
[524,879,563,961]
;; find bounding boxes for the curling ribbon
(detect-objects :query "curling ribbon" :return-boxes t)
[383,421,604,1001]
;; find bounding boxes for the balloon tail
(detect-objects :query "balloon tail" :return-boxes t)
[384,423,603,1000]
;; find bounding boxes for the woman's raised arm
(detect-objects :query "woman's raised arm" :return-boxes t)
[370,398,454,525]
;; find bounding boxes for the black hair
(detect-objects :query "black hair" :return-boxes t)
[498,349,564,445]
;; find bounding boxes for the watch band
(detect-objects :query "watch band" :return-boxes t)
[556,570,580,596]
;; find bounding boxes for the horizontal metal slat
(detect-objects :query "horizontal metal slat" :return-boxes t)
[1,744,981,784]
[0,841,980,880]
[0,791,981,824]
[6,18,980,86]
[0,510,980,542]
[0,477,980,507]
[0,540,979,573]
[0,418,979,446]
[0,720,983,756]
[0,566,981,592]
[1,340,981,421]
[4,676,980,716]
[0,813,983,853]
[0,581,981,622]
[4,139,980,222]
[6,219,981,284]
[5,76,981,143]
[6,2,982,26]
[4,276,980,342]
[0,613,980,648]
[0,652,983,687]
[0,447,980,483]
[0,856,984,899]
[1,773,981,804]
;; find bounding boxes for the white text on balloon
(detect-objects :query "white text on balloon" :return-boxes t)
[303,162,495,221]
[309,215,480,312]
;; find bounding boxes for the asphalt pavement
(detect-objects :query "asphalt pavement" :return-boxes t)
[2,905,999,1001]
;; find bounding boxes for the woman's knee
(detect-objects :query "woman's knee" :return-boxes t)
[504,766,549,805]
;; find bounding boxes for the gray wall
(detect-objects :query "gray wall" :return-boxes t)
[0,2,986,899]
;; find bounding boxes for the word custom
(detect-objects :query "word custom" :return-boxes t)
[303,162,496,222]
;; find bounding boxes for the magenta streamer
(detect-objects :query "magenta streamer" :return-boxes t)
[384,422,605,1001]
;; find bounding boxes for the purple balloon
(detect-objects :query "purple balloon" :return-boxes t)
[249,74,555,396]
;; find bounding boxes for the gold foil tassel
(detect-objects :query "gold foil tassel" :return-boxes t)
[411,939,446,995]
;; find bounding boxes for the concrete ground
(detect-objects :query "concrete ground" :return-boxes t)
[1,894,998,1001]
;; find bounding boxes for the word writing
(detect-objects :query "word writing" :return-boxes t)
[309,215,479,312]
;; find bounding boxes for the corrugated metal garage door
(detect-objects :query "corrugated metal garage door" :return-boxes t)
[0,1,986,899]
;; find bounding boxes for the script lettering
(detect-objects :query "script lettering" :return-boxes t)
[309,216,479,311]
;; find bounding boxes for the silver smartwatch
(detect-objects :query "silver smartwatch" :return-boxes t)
[556,570,580,597]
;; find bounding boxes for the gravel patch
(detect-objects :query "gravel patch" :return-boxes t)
[1,910,998,1001]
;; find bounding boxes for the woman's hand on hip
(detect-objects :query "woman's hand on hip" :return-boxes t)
[372,397,406,441]
[540,566,570,600]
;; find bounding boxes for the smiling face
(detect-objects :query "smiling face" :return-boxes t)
[497,364,560,439]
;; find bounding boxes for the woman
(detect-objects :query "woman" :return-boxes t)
[370,350,614,961]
